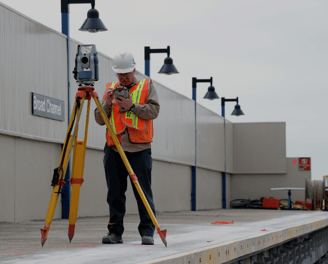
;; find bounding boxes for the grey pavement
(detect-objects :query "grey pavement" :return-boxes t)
[1,209,328,264]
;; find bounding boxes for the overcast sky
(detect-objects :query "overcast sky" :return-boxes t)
[2,0,327,180]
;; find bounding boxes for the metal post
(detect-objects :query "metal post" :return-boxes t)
[145,46,170,77]
[145,46,150,77]
[221,97,240,209]
[61,11,71,219]
[288,190,291,210]
[145,60,150,77]
[190,77,213,211]
[221,102,226,209]
[192,84,197,211]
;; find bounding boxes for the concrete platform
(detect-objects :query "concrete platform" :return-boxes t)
[1,209,328,264]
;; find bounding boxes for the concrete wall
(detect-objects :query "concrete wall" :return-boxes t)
[0,134,224,221]
[230,158,311,204]
[233,122,287,174]
[196,168,222,210]
[77,147,108,218]
[77,154,195,217]
[0,134,62,222]
[79,159,224,216]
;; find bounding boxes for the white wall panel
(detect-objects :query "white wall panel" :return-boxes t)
[149,80,195,166]
[196,168,222,210]
[197,105,233,173]
[14,139,61,222]
[78,148,108,217]
[0,3,67,142]
[233,122,287,174]
[76,154,193,216]
[151,160,192,212]
[0,135,15,222]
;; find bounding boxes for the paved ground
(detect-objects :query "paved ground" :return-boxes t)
[1,209,328,264]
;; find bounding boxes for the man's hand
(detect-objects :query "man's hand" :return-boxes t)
[116,93,133,110]
[105,88,115,105]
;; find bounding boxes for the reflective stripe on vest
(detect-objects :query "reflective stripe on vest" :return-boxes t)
[104,82,125,136]
[122,79,149,130]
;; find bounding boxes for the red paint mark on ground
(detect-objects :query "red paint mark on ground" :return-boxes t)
[11,252,24,254]
[211,220,234,224]
[260,229,268,231]
[77,245,97,247]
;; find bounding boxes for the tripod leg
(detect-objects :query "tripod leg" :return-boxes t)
[93,97,167,247]
[41,98,85,246]
[68,100,90,242]
[68,140,86,242]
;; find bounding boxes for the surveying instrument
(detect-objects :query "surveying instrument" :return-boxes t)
[41,44,167,247]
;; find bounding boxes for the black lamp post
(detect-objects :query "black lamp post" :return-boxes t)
[144,46,179,77]
[221,97,244,209]
[191,77,219,211]
[61,0,107,219]
[221,97,244,117]
[62,0,107,33]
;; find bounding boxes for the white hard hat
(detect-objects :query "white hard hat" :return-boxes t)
[112,52,136,73]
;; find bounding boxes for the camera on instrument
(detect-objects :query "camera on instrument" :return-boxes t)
[73,44,99,86]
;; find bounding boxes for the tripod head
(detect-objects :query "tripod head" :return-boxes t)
[73,44,99,86]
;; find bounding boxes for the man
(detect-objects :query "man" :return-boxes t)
[94,52,160,245]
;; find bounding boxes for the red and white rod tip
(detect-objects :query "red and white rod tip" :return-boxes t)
[157,227,167,247]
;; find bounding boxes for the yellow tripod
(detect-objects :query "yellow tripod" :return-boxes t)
[41,86,167,247]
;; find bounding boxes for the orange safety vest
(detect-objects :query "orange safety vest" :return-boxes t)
[104,79,153,146]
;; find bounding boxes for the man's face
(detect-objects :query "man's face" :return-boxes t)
[117,69,136,86]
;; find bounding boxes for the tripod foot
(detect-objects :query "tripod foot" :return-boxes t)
[41,226,50,247]
[68,224,75,242]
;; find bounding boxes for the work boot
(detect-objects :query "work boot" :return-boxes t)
[141,236,154,245]
[102,233,123,244]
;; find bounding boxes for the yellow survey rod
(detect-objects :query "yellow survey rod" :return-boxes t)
[68,100,90,242]
[41,99,85,246]
[93,97,167,246]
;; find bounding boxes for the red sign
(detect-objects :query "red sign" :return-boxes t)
[299,158,311,171]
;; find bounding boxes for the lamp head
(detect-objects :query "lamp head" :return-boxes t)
[203,85,219,100]
[158,57,179,75]
[79,8,108,33]
[231,104,244,116]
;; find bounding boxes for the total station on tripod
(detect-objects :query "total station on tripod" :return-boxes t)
[73,44,99,86]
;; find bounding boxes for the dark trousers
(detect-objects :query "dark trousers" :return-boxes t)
[103,145,156,237]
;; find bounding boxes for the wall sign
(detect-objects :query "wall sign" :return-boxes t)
[299,157,311,171]
[32,93,65,121]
